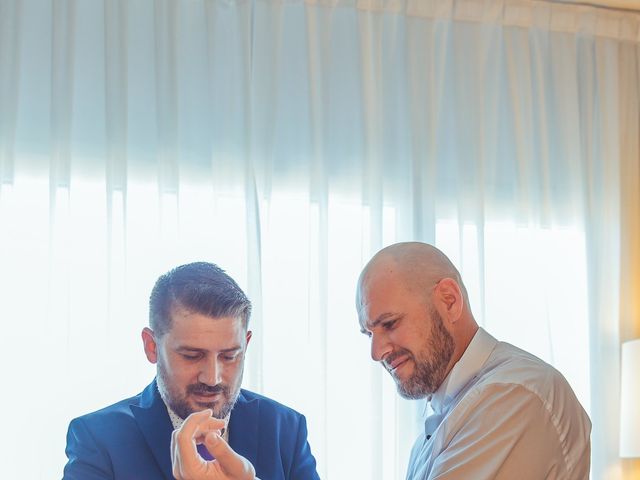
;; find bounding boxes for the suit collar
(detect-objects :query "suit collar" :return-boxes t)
[228,390,260,465]
[130,379,174,480]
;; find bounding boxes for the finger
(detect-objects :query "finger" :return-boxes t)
[174,409,215,474]
[203,432,244,466]
[171,429,183,479]
[193,417,226,444]
[203,433,256,479]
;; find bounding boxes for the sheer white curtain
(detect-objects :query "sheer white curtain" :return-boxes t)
[0,0,638,478]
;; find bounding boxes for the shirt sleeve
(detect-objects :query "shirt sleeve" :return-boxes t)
[288,414,321,480]
[62,417,114,480]
[428,383,577,480]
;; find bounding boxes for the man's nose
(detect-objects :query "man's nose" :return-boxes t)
[370,333,392,362]
[198,359,222,386]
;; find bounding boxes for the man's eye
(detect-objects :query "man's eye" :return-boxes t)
[222,354,238,362]
[182,353,202,361]
[382,320,397,330]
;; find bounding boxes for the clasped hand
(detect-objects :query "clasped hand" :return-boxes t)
[171,409,257,480]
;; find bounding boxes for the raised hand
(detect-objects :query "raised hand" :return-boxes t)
[171,409,256,480]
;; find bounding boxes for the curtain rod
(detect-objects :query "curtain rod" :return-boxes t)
[546,0,640,13]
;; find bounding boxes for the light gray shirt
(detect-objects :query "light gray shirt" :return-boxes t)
[406,328,591,480]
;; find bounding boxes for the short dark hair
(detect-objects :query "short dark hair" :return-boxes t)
[149,262,252,337]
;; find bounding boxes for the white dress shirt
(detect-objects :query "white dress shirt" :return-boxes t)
[406,328,591,480]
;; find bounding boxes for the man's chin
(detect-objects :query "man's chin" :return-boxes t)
[190,399,222,414]
[191,399,217,410]
[394,376,431,400]
[396,385,429,400]
[189,398,235,419]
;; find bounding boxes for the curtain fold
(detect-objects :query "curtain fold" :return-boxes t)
[0,0,638,478]
[618,38,640,478]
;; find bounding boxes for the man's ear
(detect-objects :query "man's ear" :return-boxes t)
[141,327,159,364]
[245,330,253,348]
[433,278,464,323]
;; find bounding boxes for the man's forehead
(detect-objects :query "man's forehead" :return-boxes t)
[166,311,245,340]
[357,276,400,327]
[166,333,246,356]
[360,311,402,333]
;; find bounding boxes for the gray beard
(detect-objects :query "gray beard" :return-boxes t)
[394,309,455,399]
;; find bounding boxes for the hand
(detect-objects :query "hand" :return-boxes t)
[171,409,256,480]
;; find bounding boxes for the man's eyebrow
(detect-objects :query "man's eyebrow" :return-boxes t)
[219,346,242,354]
[176,346,242,353]
[177,346,206,353]
[361,312,402,334]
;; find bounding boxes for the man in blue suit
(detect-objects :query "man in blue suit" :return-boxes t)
[63,262,320,480]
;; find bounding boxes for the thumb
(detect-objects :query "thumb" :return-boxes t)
[204,432,255,478]
[203,431,235,461]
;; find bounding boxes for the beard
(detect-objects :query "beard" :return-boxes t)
[156,364,242,420]
[388,308,455,399]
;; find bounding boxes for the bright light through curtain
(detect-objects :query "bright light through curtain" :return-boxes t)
[0,0,638,478]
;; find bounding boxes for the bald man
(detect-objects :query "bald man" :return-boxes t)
[357,242,591,480]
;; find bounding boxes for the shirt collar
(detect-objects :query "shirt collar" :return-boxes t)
[429,327,498,414]
[165,402,185,430]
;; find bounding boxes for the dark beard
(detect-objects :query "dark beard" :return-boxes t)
[393,308,455,399]
[156,369,241,420]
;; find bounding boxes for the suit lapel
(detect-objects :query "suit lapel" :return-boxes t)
[131,379,175,480]
[228,390,260,466]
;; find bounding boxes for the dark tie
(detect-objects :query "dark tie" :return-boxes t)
[197,443,214,461]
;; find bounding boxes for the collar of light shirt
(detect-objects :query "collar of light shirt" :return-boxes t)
[425,327,498,434]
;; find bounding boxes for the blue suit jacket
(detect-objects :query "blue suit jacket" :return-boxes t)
[63,380,320,480]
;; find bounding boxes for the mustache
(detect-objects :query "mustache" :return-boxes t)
[187,383,229,396]
[383,348,413,370]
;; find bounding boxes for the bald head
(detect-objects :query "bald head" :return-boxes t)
[356,242,478,397]
[357,242,470,317]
